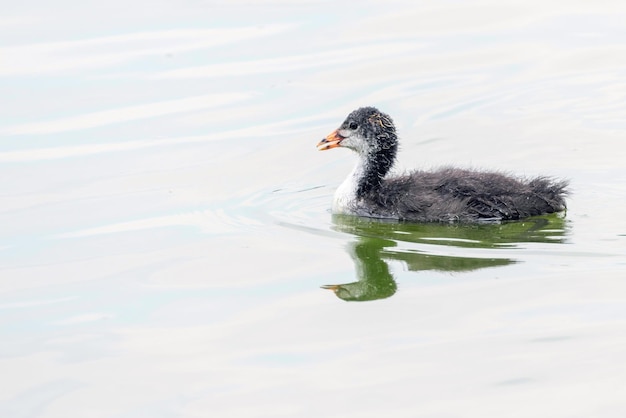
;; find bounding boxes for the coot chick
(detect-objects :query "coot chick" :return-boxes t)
[317,107,568,223]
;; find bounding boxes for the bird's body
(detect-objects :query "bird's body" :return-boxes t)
[317,107,568,223]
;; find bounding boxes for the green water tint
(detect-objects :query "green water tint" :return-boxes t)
[322,214,569,302]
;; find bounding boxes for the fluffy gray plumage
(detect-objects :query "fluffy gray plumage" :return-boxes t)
[320,107,569,223]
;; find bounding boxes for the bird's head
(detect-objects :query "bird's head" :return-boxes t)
[317,107,398,156]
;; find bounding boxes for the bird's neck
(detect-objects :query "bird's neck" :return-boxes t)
[332,147,396,214]
[355,147,395,197]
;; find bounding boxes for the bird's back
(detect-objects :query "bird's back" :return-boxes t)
[365,167,568,222]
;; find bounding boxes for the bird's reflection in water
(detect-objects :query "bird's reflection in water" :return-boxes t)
[323,214,569,302]
[321,237,398,301]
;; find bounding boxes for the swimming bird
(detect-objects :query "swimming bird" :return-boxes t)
[317,107,568,223]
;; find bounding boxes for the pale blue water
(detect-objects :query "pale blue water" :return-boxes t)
[2,2,626,417]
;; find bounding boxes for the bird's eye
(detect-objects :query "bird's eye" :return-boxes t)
[348,122,358,130]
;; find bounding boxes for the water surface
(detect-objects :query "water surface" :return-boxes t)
[2,1,626,417]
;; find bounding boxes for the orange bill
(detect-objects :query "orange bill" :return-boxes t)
[316,129,344,151]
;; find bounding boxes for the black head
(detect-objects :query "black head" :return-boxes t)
[317,107,398,155]
[338,107,398,155]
